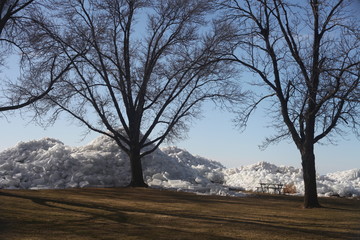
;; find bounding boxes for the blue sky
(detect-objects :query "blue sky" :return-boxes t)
[175,103,359,174]
[0,1,359,175]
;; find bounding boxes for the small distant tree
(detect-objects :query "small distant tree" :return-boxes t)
[24,0,241,187]
[0,0,72,112]
[219,0,359,208]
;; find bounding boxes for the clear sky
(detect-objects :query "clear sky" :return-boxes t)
[0,0,359,175]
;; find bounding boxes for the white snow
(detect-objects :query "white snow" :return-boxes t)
[0,135,359,198]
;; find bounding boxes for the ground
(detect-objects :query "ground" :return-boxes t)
[0,188,359,239]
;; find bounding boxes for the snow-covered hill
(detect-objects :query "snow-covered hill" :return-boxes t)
[0,135,359,197]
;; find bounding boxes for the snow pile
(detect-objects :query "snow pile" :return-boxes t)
[0,136,231,195]
[0,135,359,197]
[224,162,360,197]
[223,162,304,193]
[0,137,130,189]
[318,169,360,197]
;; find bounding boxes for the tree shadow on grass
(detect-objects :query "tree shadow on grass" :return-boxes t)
[0,190,240,240]
[0,190,128,221]
[0,189,359,240]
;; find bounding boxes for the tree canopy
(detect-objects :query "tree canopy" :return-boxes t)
[0,0,71,112]
[218,0,359,207]
[21,0,241,186]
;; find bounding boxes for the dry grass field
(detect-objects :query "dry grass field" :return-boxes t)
[0,187,359,240]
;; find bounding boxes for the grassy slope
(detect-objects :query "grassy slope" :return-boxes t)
[0,188,359,240]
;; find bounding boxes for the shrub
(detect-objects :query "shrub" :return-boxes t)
[283,183,297,194]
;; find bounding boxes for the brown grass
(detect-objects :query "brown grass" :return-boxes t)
[0,188,359,240]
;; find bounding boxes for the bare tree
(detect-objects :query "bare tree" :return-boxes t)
[24,0,241,187]
[0,0,35,36]
[219,0,360,208]
[0,0,71,112]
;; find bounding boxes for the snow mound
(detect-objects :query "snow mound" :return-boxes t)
[0,136,359,197]
[319,169,360,197]
[224,162,360,197]
[224,162,304,193]
[0,136,232,196]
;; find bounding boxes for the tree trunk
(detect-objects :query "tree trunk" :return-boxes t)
[128,147,148,188]
[301,146,321,208]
